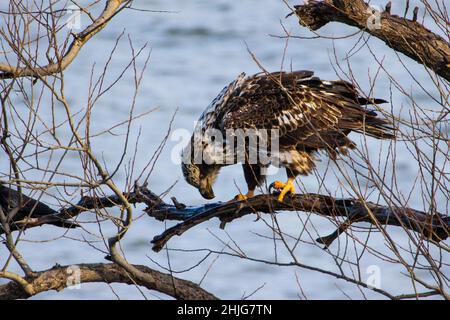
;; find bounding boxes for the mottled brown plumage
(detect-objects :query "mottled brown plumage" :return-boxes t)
[182,70,395,200]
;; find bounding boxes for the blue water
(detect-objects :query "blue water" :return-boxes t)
[0,0,448,299]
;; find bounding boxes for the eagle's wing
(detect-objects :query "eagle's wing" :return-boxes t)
[220,71,393,145]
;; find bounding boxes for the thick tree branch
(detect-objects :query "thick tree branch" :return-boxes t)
[292,0,450,81]
[0,0,128,79]
[7,185,448,252]
[0,184,80,234]
[3,183,161,232]
[0,263,217,300]
[146,193,449,252]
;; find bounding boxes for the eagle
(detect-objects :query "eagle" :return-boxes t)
[182,70,394,202]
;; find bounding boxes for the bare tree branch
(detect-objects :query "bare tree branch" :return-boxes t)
[0,184,79,233]
[0,263,218,300]
[0,0,129,79]
[146,193,449,252]
[8,184,448,251]
[1,183,160,233]
[292,0,450,81]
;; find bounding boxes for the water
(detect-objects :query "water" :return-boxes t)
[0,0,448,299]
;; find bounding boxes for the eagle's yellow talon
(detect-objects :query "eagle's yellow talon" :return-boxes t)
[272,181,285,190]
[232,190,254,202]
[234,193,248,201]
[270,178,296,202]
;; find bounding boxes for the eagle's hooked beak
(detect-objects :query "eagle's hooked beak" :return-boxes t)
[199,183,215,200]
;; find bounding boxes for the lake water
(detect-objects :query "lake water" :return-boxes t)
[0,0,448,299]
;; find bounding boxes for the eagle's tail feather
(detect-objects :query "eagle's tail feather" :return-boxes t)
[314,79,396,140]
[359,115,396,140]
[357,97,388,105]
[338,99,396,140]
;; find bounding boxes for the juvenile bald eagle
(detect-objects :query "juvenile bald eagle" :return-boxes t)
[182,71,394,201]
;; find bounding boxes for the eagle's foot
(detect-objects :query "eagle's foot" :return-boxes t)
[234,193,248,201]
[269,178,296,202]
[232,190,254,202]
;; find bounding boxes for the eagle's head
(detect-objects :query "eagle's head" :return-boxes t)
[181,75,247,199]
[181,162,220,199]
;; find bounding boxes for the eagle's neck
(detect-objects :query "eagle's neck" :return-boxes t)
[198,73,247,130]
